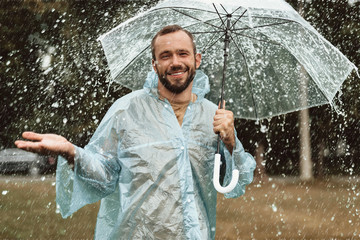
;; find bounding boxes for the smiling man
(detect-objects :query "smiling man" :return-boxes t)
[152,27,200,95]
[16,25,255,239]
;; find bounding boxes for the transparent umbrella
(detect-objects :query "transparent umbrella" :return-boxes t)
[98,0,359,193]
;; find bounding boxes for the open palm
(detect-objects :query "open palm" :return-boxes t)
[15,131,74,163]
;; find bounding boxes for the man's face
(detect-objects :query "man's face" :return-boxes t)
[152,31,201,94]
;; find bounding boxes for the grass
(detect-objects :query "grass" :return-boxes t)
[1,175,359,239]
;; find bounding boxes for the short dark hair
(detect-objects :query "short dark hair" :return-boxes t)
[151,25,196,60]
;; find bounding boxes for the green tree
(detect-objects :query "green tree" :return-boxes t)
[1,0,158,148]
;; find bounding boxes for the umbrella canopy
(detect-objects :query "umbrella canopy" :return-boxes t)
[98,0,358,120]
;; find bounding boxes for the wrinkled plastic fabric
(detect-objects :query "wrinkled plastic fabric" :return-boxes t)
[98,0,358,120]
[56,70,256,239]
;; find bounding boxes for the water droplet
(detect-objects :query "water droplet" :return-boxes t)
[260,125,267,133]
[51,102,59,108]
[271,203,277,212]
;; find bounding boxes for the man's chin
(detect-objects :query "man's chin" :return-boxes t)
[159,69,195,94]
[165,84,188,94]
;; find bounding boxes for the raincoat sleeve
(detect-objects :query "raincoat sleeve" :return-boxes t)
[56,105,122,218]
[222,130,256,199]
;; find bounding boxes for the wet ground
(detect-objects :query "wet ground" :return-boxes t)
[1,175,359,239]
[0,174,56,182]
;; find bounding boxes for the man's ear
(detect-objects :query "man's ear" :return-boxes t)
[152,59,157,72]
[195,53,202,69]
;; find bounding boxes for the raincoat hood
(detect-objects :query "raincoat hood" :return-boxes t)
[143,69,210,100]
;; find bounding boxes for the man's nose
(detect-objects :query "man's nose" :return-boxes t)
[170,55,181,67]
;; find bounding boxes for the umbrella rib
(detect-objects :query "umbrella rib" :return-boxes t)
[229,33,259,119]
[171,8,222,31]
[200,32,226,54]
[219,4,230,15]
[230,9,248,30]
[230,20,293,45]
[181,18,226,54]
[191,31,224,34]
[235,22,331,106]
[182,16,226,34]
[212,4,226,28]
[230,5,245,16]
[231,32,280,45]
[228,34,246,60]
[114,45,151,80]
[233,20,293,31]
[252,16,298,22]
[155,6,227,16]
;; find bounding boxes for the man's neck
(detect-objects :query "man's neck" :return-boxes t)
[157,80,193,104]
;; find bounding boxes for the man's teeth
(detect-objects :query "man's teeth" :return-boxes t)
[170,72,184,76]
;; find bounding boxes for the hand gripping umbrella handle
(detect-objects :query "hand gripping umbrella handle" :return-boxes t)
[213,153,239,194]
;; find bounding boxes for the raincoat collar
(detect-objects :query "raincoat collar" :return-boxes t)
[143,69,210,101]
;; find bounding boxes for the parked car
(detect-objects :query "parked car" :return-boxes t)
[0,148,56,175]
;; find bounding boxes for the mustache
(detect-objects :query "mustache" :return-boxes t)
[165,65,189,75]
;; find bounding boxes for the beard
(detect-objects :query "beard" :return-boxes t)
[157,64,196,94]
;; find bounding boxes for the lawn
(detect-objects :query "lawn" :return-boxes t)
[1,176,359,239]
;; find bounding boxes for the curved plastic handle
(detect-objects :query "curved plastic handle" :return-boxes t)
[213,153,239,194]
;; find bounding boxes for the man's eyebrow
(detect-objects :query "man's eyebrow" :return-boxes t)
[177,49,190,53]
[159,50,171,55]
[159,49,190,56]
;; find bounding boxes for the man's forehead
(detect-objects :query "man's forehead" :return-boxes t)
[154,31,193,49]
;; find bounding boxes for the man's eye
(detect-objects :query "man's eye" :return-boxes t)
[161,55,169,59]
[179,52,188,56]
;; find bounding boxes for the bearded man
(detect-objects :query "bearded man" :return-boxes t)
[16,25,255,239]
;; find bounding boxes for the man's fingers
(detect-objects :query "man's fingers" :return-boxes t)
[15,140,39,148]
[213,122,228,134]
[22,131,43,141]
[214,113,231,121]
[214,111,233,127]
[15,140,43,153]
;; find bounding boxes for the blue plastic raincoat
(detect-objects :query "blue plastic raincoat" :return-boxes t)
[56,70,256,239]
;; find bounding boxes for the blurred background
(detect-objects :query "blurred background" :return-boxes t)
[0,0,359,239]
[1,0,359,178]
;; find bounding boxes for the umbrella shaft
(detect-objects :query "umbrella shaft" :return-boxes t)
[220,17,231,109]
[217,16,231,154]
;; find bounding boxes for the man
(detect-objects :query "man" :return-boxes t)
[15,25,255,239]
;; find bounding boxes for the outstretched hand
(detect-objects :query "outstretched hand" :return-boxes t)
[15,131,75,164]
[213,101,236,154]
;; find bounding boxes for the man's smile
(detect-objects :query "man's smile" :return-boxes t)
[166,66,189,79]
[168,71,185,76]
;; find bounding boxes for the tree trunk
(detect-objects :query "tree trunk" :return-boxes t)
[298,0,313,181]
[299,105,313,181]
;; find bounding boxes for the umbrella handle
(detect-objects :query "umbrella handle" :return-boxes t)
[213,153,239,194]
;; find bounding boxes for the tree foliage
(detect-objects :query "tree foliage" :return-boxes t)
[0,0,157,147]
[0,0,359,176]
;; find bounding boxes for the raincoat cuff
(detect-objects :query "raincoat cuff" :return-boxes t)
[56,154,76,218]
[73,145,82,173]
[56,145,114,218]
